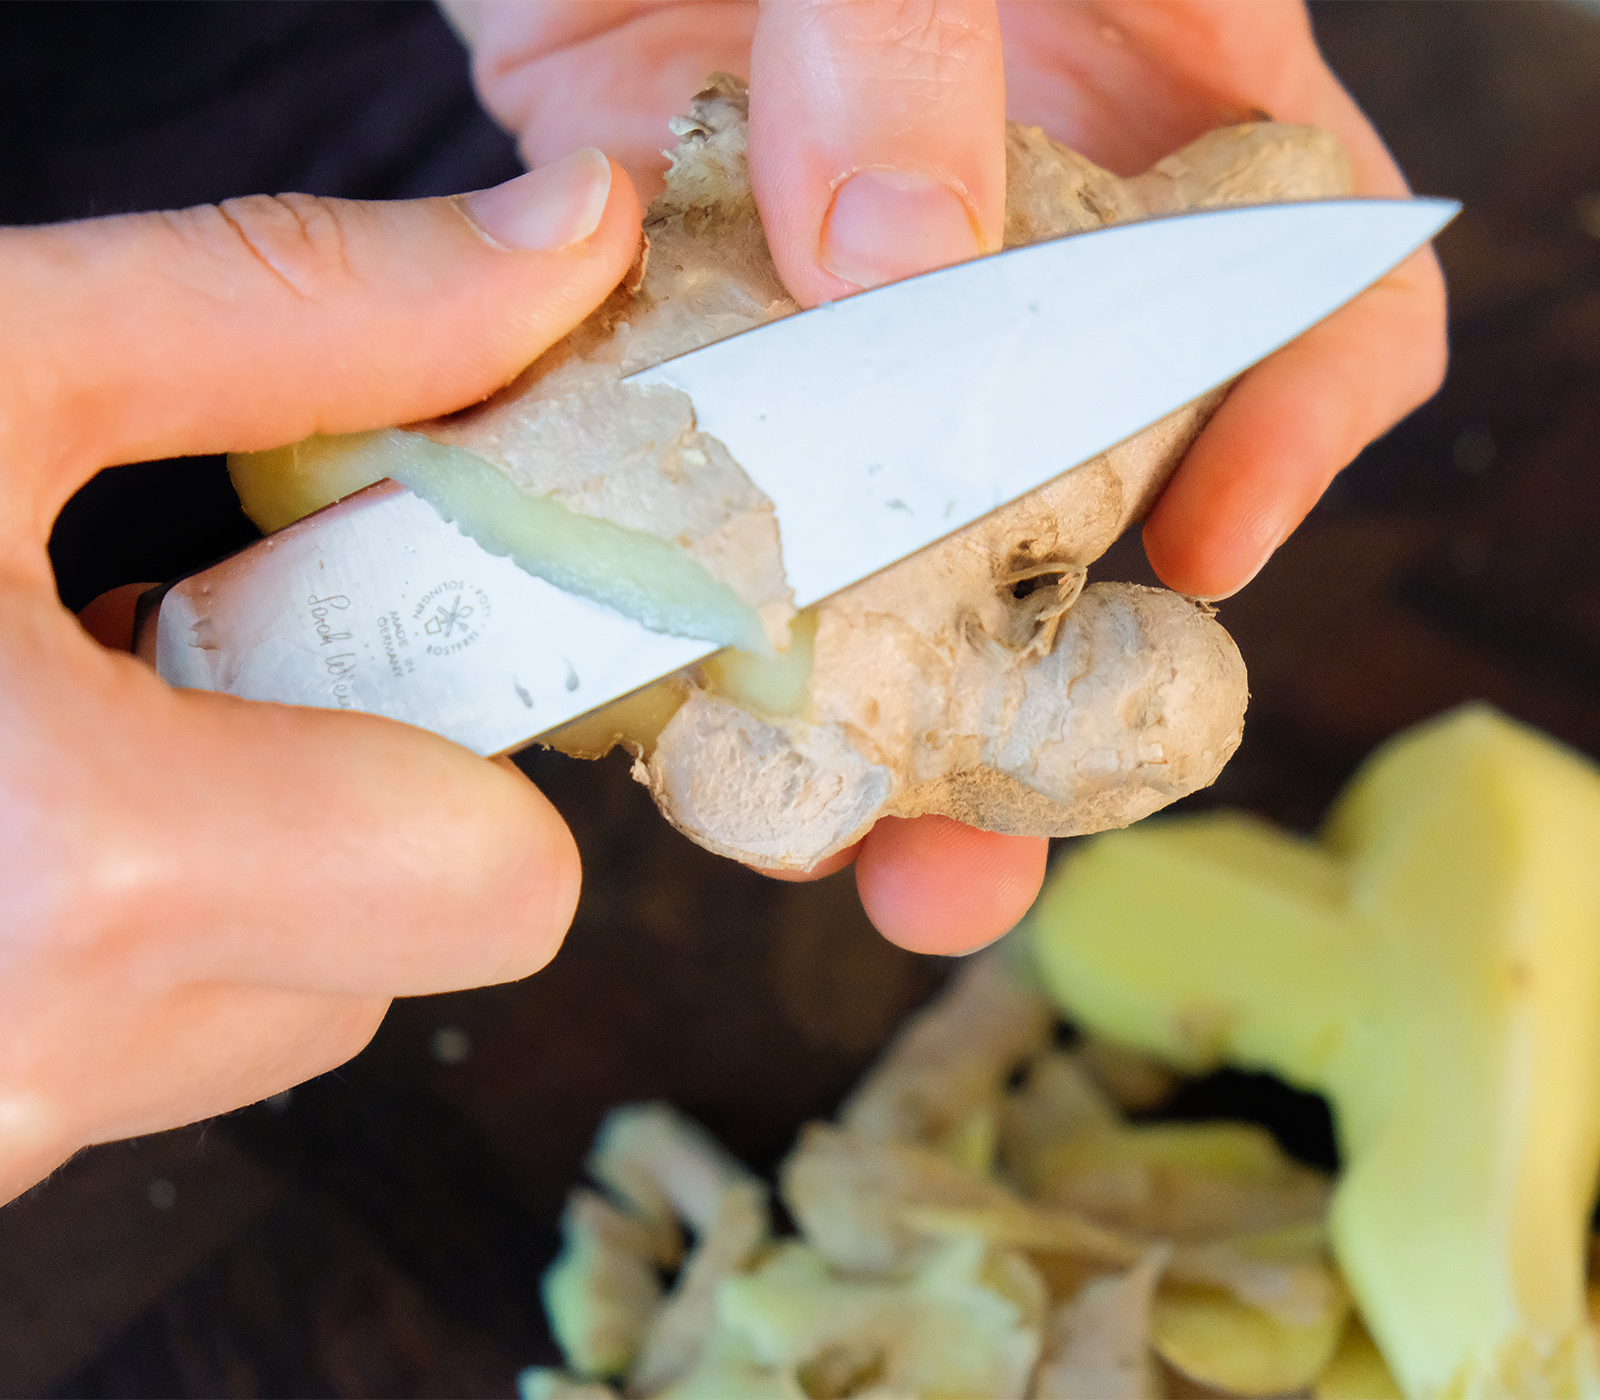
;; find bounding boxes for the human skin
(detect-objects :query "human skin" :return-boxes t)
[440,0,1448,946]
[0,155,642,1204]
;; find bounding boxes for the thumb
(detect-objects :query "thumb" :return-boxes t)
[1,148,642,537]
[748,0,1006,307]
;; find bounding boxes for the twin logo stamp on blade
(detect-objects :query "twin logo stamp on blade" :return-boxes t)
[415,580,492,656]
[305,579,492,708]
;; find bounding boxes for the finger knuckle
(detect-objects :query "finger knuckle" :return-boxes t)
[203,192,355,302]
[876,0,995,78]
[814,0,994,91]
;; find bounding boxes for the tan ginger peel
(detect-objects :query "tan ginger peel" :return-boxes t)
[231,77,1352,869]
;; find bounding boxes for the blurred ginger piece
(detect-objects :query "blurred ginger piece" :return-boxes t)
[1032,704,1600,1398]
[524,953,1362,1399]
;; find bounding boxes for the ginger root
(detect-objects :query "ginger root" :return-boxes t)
[603,79,1346,867]
[230,76,1351,869]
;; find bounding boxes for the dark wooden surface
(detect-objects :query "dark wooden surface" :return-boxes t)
[4,3,1600,1395]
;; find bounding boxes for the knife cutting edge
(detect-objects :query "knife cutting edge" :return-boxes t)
[136,198,1457,757]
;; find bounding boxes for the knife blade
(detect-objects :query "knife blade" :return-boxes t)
[139,197,1456,757]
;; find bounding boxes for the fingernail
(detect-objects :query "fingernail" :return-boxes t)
[461,147,612,252]
[821,168,984,290]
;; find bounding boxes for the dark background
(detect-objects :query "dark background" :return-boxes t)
[6,0,526,612]
[4,2,1600,1394]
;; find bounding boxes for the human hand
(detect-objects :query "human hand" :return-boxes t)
[442,0,1445,955]
[0,151,642,1204]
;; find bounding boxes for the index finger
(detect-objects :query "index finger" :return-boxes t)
[1144,243,1446,598]
[1134,6,1449,597]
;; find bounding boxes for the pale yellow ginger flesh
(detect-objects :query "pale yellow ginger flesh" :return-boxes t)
[1030,704,1600,1399]
[231,76,1352,867]
[232,429,780,656]
[524,948,1389,1400]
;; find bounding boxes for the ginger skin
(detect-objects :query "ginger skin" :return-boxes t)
[234,77,1352,869]
[538,78,1348,868]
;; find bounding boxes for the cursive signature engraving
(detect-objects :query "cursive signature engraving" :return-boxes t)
[307,594,351,645]
[307,594,357,707]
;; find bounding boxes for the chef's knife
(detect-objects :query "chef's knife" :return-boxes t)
[137,198,1456,756]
